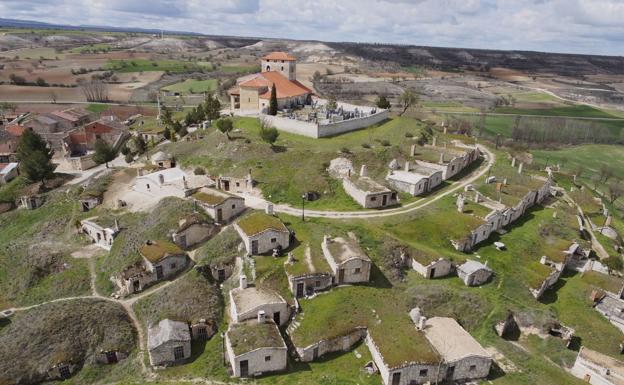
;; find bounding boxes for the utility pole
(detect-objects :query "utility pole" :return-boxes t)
[301,193,306,222]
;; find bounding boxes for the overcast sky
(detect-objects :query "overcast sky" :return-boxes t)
[2,0,623,56]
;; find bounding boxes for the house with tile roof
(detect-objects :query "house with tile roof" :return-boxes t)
[229,52,313,114]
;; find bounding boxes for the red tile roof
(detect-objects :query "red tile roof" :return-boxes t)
[5,125,25,137]
[239,72,312,99]
[261,52,296,61]
[51,108,90,122]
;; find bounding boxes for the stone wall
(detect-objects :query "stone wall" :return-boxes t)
[149,339,191,366]
[231,298,290,327]
[411,258,452,279]
[172,223,216,249]
[295,327,367,362]
[260,115,319,138]
[227,342,288,377]
[198,197,245,223]
[317,109,389,138]
[146,254,189,279]
[288,273,333,297]
[236,227,290,255]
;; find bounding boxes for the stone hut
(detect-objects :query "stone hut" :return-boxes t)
[571,347,624,385]
[342,173,398,209]
[20,194,45,210]
[234,212,290,255]
[139,240,189,281]
[386,162,443,196]
[411,255,453,279]
[148,319,191,366]
[225,317,287,378]
[457,260,492,286]
[151,151,176,169]
[192,187,245,223]
[321,235,372,284]
[171,213,217,249]
[80,216,120,251]
[229,277,290,327]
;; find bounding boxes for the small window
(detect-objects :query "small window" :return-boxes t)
[265,355,271,362]
[281,66,284,71]
[232,204,236,209]
[315,280,321,287]
[170,263,177,269]
[354,267,361,274]
[59,364,71,379]
[236,182,240,187]
[469,365,476,372]
[173,346,185,360]
[270,238,277,243]
[371,197,377,202]
[419,368,428,377]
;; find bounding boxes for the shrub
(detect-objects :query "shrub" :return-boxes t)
[194,167,206,175]
[404,132,414,138]
[124,153,134,164]
[340,146,350,154]
[361,143,371,149]
[380,140,391,147]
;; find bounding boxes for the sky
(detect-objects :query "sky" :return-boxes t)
[1,0,623,56]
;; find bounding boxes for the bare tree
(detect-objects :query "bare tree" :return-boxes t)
[398,89,419,116]
[78,79,109,102]
[49,91,57,104]
[590,174,601,191]
[608,180,624,203]
[599,164,614,183]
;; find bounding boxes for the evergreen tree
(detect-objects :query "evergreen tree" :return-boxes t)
[376,95,391,109]
[134,135,147,155]
[163,127,172,140]
[216,118,233,140]
[92,138,116,168]
[160,105,173,127]
[269,85,278,116]
[16,129,55,182]
[260,125,279,148]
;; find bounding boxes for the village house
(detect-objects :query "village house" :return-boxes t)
[50,107,91,129]
[216,172,254,194]
[147,319,191,366]
[229,52,313,114]
[343,165,398,209]
[192,187,246,223]
[114,240,190,297]
[46,362,76,381]
[229,276,290,326]
[593,288,624,333]
[137,127,166,144]
[422,316,492,383]
[411,140,480,180]
[95,350,128,365]
[0,162,19,185]
[151,151,176,169]
[0,124,24,163]
[529,243,583,299]
[80,216,120,250]
[571,347,624,385]
[234,211,290,255]
[285,249,334,298]
[386,161,443,196]
[171,213,217,249]
[133,167,209,198]
[457,260,492,286]
[20,193,45,210]
[225,316,287,378]
[411,254,453,279]
[24,108,92,151]
[190,319,216,341]
[79,196,101,212]
[321,235,372,284]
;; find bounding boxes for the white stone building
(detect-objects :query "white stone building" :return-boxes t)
[225,317,287,378]
[133,167,209,198]
[342,167,398,209]
[80,216,120,251]
[386,162,443,196]
[147,319,191,366]
[192,187,245,223]
[321,235,372,284]
[171,213,217,249]
[234,212,290,255]
[0,162,18,185]
[411,256,453,279]
[229,276,290,326]
[457,260,492,286]
[571,347,624,385]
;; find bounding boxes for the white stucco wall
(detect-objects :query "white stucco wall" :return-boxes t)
[411,258,452,279]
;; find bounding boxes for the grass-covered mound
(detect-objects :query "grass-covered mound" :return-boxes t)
[0,299,136,384]
[95,197,212,295]
[133,270,223,328]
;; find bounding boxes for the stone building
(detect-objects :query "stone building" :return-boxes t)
[343,165,398,209]
[571,347,624,385]
[0,162,19,185]
[229,52,313,114]
[457,260,492,286]
[321,235,372,284]
[225,317,287,378]
[171,213,217,249]
[422,317,492,383]
[133,167,209,198]
[285,250,334,298]
[411,256,453,279]
[216,173,254,194]
[192,187,245,223]
[0,124,24,163]
[151,151,176,169]
[20,194,45,209]
[386,162,443,196]
[229,276,290,326]
[295,327,368,362]
[148,319,191,366]
[80,216,120,250]
[234,212,290,255]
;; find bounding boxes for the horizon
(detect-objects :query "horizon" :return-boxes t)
[1,0,623,57]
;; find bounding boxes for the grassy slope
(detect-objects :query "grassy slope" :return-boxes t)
[104,59,211,73]
[494,104,622,119]
[162,79,217,93]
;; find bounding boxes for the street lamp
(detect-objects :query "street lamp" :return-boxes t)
[221,332,226,366]
[301,193,306,222]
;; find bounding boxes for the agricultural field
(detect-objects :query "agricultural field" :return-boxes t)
[162,78,216,94]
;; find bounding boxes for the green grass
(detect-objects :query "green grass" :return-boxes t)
[85,103,110,114]
[494,105,622,119]
[105,59,211,73]
[0,176,30,204]
[532,145,624,183]
[220,65,260,74]
[0,47,64,59]
[162,79,217,94]
[66,43,115,54]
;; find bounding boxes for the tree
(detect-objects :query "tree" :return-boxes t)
[376,95,391,109]
[268,85,278,116]
[590,174,601,190]
[398,89,418,116]
[326,95,337,112]
[260,124,279,148]
[216,118,233,139]
[163,127,172,141]
[134,135,147,155]
[92,139,116,168]
[160,105,173,127]
[600,164,614,183]
[607,180,623,203]
[78,79,108,102]
[203,93,221,121]
[16,129,55,182]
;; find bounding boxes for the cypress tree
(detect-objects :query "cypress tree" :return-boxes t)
[16,129,55,182]
[269,84,278,116]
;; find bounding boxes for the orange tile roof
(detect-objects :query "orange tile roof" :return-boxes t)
[5,125,25,137]
[261,51,296,61]
[239,72,312,99]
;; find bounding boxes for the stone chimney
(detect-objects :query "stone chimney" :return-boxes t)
[456,194,465,213]
[257,310,266,323]
[474,191,481,203]
[432,136,437,147]
[158,174,165,185]
[114,219,120,232]
[239,275,247,289]
[404,161,410,172]
[138,168,144,177]
[265,203,274,215]
[360,164,368,178]
[439,152,445,164]
[606,215,613,227]
[511,157,516,168]
[443,125,448,134]
[417,316,427,331]
[410,144,416,157]
[484,260,489,268]
[518,163,524,174]
[540,255,547,265]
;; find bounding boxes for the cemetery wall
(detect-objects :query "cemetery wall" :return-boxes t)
[318,110,389,137]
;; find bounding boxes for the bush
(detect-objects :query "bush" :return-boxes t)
[340,146,350,154]
[361,143,371,149]
[380,140,391,147]
[124,153,134,164]
[194,167,206,175]
[404,132,414,138]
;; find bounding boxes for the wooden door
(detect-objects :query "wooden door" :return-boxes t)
[338,268,345,284]
[296,282,304,297]
[240,360,249,377]
[251,240,258,255]
[156,265,164,280]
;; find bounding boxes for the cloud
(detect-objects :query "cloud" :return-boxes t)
[0,0,622,55]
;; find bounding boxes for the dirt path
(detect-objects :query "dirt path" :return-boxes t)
[562,192,610,260]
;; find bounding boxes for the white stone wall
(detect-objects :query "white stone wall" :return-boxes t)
[447,355,492,382]
[80,221,116,250]
[228,345,288,377]
[386,175,427,196]
[198,197,245,223]
[411,258,452,279]
[172,223,214,249]
[337,258,371,284]
[261,59,296,81]
[236,227,290,255]
[530,268,562,299]
[146,254,189,279]
[149,339,191,366]
[229,291,290,326]
[342,179,397,209]
[288,273,333,297]
[571,353,624,385]
[459,268,492,286]
[317,110,389,138]
[295,328,367,362]
[260,115,320,138]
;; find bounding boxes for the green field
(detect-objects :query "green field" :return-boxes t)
[85,103,110,114]
[66,43,115,54]
[494,104,622,119]
[105,59,211,73]
[162,79,217,94]
[0,47,64,60]
[532,145,624,181]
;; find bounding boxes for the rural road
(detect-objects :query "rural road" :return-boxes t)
[421,109,624,122]
[237,144,495,219]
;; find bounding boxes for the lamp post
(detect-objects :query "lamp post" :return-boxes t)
[301,193,306,222]
[221,332,226,366]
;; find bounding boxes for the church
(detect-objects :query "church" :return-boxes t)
[229,52,313,114]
